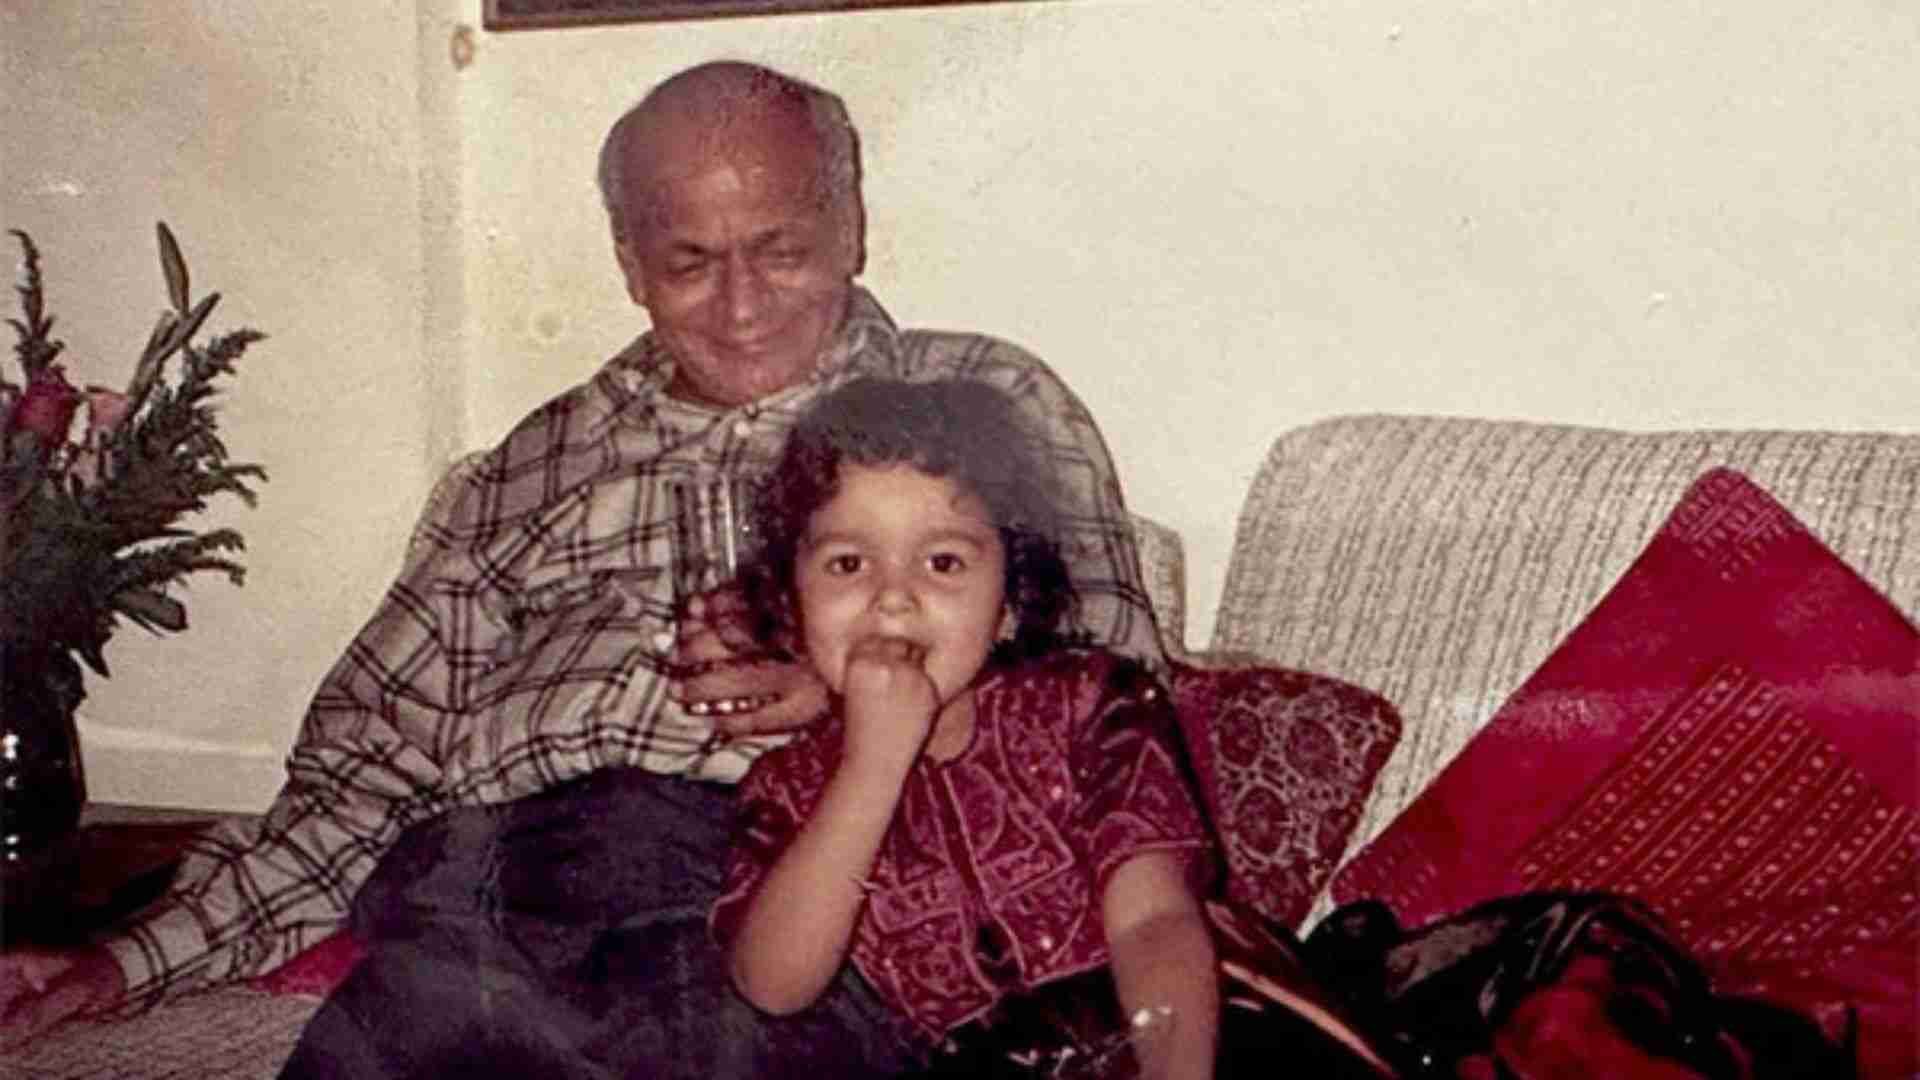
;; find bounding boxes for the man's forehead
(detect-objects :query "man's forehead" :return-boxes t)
[628,88,823,180]
[625,130,838,232]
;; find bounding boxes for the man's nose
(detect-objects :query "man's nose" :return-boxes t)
[718,257,771,325]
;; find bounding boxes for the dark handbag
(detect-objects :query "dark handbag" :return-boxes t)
[1302,891,1858,1080]
[904,901,1398,1080]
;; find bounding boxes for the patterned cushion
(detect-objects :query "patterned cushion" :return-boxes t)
[1171,661,1401,929]
[1332,468,1918,1077]
[1209,415,1920,921]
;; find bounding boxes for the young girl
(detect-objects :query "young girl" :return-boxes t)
[711,376,1221,1080]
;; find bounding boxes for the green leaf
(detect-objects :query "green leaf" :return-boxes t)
[126,311,174,409]
[157,222,189,313]
[112,587,187,632]
[78,640,111,679]
[170,293,219,353]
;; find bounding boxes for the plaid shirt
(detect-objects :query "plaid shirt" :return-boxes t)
[104,289,1165,1008]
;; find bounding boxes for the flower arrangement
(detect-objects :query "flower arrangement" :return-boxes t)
[1,223,266,712]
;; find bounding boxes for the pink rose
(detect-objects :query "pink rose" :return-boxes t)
[9,364,81,451]
[70,387,133,485]
[83,387,132,442]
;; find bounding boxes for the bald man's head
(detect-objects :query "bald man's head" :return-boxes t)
[600,62,867,408]
[598,62,861,251]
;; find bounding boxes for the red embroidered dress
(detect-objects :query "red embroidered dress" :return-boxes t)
[713,649,1215,1043]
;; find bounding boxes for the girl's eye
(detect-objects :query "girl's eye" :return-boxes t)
[825,553,863,575]
[928,552,965,574]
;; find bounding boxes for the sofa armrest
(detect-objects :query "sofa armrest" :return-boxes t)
[1129,511,1190,660]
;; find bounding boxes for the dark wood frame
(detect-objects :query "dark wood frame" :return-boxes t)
[484,0,1043,30]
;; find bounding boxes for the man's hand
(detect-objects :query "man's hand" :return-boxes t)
[840,636,938,770]
[672,586,828,738]
[0,946,124,1048]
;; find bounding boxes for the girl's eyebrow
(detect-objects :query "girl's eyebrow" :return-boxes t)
[920,528,993,550]
[801,524,995,550]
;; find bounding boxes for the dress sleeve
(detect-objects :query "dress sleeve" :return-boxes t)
[709,736,833,947]
[1063,656,1218,898]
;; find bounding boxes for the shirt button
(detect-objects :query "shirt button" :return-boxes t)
[1038,935,1054,951]
[1049,784,1065,801]
[732,417,754,438]
[651,629,676,653]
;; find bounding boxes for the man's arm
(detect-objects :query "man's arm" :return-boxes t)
[95,561,481,1011]
[0,629,460,1038]
[7,418,684,1028]
[902,332,1168,671]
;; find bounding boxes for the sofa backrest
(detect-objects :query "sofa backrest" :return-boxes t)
[1208,414,1919,899]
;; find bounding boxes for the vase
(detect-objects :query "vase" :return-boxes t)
[0,645,88,900]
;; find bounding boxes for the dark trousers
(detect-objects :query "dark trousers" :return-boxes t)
[277,769,919,1080]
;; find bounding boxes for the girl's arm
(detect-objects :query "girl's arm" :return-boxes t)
[729,641,938,1014]
[1102,852,1220,1080]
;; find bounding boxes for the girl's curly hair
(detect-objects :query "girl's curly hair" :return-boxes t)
[742,376,1077,663]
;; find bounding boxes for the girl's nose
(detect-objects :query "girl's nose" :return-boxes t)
[872,568,916,614]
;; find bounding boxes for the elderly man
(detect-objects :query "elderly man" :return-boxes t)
[0,61,1164,1076]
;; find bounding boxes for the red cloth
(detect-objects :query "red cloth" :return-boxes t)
[251,927,367,997]
[712,649,1214,1043]
[1456,952,1737,1080]
[1334,468,1918,1076]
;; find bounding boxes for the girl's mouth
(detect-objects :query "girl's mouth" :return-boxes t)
[856,634,927,666]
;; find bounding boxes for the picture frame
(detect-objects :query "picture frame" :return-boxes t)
[483,0,1037,30]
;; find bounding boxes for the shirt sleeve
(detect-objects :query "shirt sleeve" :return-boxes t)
[104,398,689,1008]
[709,738,831,948]
[1064,655,1217,899]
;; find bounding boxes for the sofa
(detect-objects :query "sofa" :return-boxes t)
[9,413,1914,1079]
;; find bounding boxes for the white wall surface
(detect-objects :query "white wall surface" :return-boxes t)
[2,2,445,809]
[4,0,1915,810]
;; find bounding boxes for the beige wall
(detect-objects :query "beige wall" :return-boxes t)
[2,2,446,808]
[4,1,1915,810]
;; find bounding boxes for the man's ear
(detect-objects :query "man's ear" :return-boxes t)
[613,236,648,307]
[839,194,867,279]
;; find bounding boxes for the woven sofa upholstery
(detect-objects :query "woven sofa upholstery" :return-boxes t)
[1204,414,1919,922]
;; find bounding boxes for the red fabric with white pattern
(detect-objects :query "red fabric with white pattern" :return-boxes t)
[1334,468,1918,1077]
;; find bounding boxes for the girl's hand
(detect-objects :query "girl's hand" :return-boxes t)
[840,635,938,770]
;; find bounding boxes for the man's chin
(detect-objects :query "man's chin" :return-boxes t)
[667,351,820,407]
